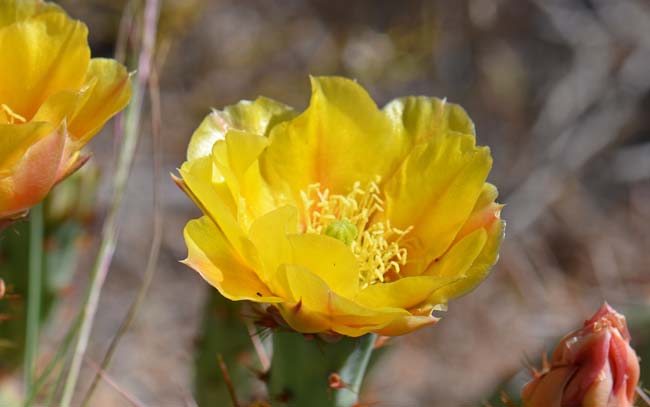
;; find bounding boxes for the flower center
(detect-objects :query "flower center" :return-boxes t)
[300,179,413,289]
[1,104,26,124]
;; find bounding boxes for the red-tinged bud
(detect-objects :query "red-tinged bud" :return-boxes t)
[522,303,640,407]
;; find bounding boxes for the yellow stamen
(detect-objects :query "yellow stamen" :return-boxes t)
[301,179,413,288]
[1,104,27,124]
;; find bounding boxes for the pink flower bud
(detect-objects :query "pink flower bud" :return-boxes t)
[522,303,640,407]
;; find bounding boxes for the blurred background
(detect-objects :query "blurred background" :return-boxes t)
[2,0,650,405]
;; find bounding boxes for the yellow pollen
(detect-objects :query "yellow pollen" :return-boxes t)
[301,179,413,288]
[1,104,27,124]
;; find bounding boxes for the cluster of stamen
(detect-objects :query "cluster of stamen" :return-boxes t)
[300,179,413,289]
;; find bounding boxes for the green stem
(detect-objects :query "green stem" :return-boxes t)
[24,202,44,396]
[335,333,376,406]
[26,315,81,404]
[270,332,376,407]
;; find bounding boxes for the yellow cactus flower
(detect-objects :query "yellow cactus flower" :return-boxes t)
[0,0,131,220]
[176,76,504,337]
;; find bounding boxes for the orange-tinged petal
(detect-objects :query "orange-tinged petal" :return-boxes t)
[0,121,54,172]
[0,125,65,218]
[261,76,407,199]
[67,58,131,145]
[30,87,95,173]
[455,183,502,241]
[183,216,281,302]
[0,8,89,119]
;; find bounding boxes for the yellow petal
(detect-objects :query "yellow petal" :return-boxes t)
[375,314,439,336]
[67,58,132,145]
[0,8,89,119]
[276,265,405,336]
[222,130,269,179]
[0,122,54,173]
[424,183,504,303]
[247,207,360,298]
[0,0,62,28]
[179,157,253,260]
[383,96,475,146]
[187,97,295,161]
[354,276,459,310]
[275,303,331,334]
[211,130,278,220]
[426,228,488,280]
[261,76,407,199]
[385,133,492,275]
[31,90,82,126]
[287,234,359,298]
[179,156,237,215]
[426,222,504,304]
[454,218,504,298]
[183,216,281,302]
[248,206,298,287]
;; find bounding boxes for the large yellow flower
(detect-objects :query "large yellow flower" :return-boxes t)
[0,0,131,220]
[176,77,504,337]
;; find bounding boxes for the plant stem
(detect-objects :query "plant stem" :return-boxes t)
[80,53,163,407]
[26,315,81,404]
[58,0,159,403]
[24,202,43,396]
[335,333,376,406]
[270,332,377,407]
[58,196,118,406]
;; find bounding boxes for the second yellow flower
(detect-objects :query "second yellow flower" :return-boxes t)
[0,0,131,220]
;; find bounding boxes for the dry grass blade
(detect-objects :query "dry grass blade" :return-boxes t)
[84,357,146,407]
[59,0,160,404]
[81,59,165,407]
[246,319,271,372]
[217,353,241,407]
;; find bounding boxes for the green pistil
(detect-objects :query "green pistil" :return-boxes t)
[324,219,358,246]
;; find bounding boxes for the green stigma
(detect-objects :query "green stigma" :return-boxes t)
[324,219,358,246]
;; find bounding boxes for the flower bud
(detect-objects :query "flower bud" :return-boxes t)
[522,303,640,407]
